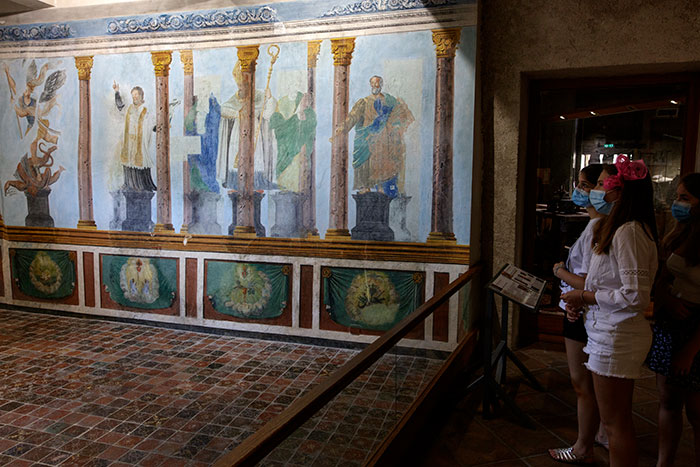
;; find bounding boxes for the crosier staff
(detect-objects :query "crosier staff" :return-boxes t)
[253,44,280,153]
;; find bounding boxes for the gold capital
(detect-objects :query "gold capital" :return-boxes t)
[330,38,355,66]
[307,40,322,68]
[432,28,461,58]
[74,56,94,81]
[179,50,193,75]
[237,45,260,72]
[151,51,173,77]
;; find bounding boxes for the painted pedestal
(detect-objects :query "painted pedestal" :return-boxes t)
[25,189,54,227]
[121,190,155,232]
[228,191,265,237]
[351,192,394,241]
[188,191,221,235]
[271,191,303,238]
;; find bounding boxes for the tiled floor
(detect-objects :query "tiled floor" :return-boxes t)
[418,342,697,466]
[0,309,443,466]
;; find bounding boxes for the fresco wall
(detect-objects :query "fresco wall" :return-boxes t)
[0,0,476,350]
[0,16,475,244]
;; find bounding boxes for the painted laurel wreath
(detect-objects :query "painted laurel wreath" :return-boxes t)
[107,6,277,34]
[0,24,73,41]
[321,0,455,17]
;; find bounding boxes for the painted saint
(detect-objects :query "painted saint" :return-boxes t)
[217,60,277,190]
[269,91,316,192]
[334,75,415,196]
[112,82,157,191]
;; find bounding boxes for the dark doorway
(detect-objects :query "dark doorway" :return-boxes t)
[521,73,700,345]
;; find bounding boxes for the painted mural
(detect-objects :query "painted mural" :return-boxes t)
[206,261,290,319]
[322,266,424,331]
[1,60,69,227]
[11,249,76,299]
[0,4,475,245]
[101,255,177,309]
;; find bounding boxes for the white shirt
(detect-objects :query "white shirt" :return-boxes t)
[559,217,599,310]
[585,221,658,326]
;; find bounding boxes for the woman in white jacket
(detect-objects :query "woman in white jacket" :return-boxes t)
[562,156,658,466]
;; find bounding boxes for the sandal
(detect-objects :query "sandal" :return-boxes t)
[548,446,595,465]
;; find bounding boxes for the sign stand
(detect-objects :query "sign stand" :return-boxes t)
[467,264,547,428]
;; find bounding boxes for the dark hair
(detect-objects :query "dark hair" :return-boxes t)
[580,163,604,186]
[593,171,658,254]
[662,172,700,265]
[131,86,144,99]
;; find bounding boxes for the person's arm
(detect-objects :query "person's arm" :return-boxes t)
[553,262,586,290]
[592,223,656,311]
[114,91,125,111]
[335,98,364,135]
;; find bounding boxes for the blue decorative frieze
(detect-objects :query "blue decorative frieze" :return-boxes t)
[107,6,278,34]
[0,24,73,41]
[321,0,458,18]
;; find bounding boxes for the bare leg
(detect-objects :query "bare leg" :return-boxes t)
[684,390,700,467]
[593,373,637,466]
[565,337,598,458]
[656,374,685,467]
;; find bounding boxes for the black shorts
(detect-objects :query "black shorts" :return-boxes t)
[562,309,587,343]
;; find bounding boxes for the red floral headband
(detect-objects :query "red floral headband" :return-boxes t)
[603,155,648,191]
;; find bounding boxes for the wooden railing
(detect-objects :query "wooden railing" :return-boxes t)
[214,262,483,467]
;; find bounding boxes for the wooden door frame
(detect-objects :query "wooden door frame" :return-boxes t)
[519,71,700,345]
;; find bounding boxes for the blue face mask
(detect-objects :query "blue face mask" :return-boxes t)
[671,201,692,222]
[590,189,614,215]
[571,187,591,208]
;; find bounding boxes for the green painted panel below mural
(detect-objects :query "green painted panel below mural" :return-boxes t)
[102,255,177,309]
[323,267,424,331]
[12,249,75,299]
[206,261,290,319]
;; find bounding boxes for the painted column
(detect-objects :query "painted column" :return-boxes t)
[233,45,260,238]
[427,29,460,244]
[75,56,96,229]
[180,50,194,134]
[304,40,322,238]
[179,50,194,233]
[326,38,355,240]
[151,51,174,233]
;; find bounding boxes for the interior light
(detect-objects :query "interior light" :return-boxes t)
[559,115,565,120]
[590,111,597,115]
[670,100,678,105]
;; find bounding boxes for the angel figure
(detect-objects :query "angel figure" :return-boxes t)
[3,60,67,196]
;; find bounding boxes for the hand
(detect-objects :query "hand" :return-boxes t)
[565,303,583,323]
[112,81,119,92]
[671,345,697,376]
[562,289,585,309]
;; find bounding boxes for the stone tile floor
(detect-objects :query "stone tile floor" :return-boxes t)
[417,342,697,466]
[0,309,444,466]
